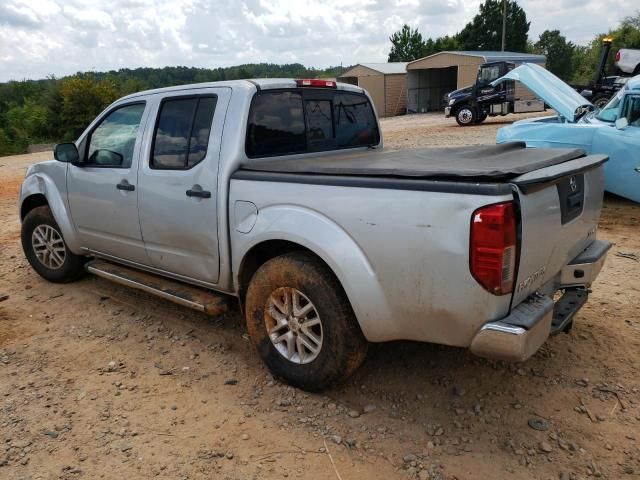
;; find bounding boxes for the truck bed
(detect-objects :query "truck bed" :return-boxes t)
[240,142,585,181]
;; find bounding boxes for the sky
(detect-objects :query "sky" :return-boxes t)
[0,0,638,82]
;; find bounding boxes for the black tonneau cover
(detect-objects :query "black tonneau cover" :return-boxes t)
[240,142,585,181]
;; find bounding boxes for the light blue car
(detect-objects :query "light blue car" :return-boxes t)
[495,63,640,203]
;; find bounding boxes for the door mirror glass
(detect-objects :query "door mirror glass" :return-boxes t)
[88,149,124,166]
[615,117,628,130]
[54,143,79,163]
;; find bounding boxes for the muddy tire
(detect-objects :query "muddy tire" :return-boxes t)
[245,251,367,391]
[21,206,86,283]
[455,105,476,126]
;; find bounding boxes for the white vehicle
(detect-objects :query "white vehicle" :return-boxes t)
[615,48,640,76]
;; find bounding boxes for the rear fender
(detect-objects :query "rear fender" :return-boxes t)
[232,205,393,341]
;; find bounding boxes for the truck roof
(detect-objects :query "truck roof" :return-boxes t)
[120,78,365,101]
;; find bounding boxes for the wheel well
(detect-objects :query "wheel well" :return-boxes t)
[238,240,330,302]
[21,194,48,220]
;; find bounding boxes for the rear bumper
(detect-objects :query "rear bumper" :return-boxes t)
[559,239,611,288]
[470,239,610,362]
[470,294,553,362]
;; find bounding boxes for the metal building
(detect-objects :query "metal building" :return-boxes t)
[406,51,546,113]
[338,63,408,117]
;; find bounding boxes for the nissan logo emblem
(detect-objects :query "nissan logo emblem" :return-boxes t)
[569,176,578,193]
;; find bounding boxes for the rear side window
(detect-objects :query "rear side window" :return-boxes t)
[246,90,379,158]
[151,96,217,169]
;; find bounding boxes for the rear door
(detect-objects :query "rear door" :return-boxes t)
[509,156,607,306]
[137,87,230,285]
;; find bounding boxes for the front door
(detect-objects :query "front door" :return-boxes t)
[137,88,230,285]
[592,93,640,202]
[66,102,150,264]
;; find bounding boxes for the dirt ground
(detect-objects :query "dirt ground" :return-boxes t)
[1,113,639,480]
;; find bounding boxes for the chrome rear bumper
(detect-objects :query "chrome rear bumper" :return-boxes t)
[470,295,553,362]
[470,239,610,362]
[560,239,611,288]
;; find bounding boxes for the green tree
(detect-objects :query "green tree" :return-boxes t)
[458,0,530,52]
[422,35,460,57]
[534,30,575,81]
[59,74,119,140]
[388,25,426,62]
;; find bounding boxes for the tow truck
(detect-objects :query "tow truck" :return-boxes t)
[572,38,630,109]
[444,61,545,126]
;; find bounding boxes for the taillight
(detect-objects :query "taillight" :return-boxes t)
[295,79,337,88]
[470,202,517,295]
[615,51,621,62]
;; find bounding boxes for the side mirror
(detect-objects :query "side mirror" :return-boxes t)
[54,143,79,163]
[615,117,629,130]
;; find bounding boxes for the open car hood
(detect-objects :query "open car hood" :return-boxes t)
[492,63,593,123]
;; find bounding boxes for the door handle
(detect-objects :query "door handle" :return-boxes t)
[186,189,211,199]
[634,166,640,173]
[116,181,135,191]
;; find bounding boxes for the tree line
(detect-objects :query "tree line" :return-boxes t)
[389,1,640,85]
[0,64,344,156]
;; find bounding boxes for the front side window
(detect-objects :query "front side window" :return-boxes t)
[622,95,640,127]
[479,66,501,83]
[86,103,146,167]
[151,96,217,169]
[246,90,379,158]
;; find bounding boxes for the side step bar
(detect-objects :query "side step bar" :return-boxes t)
[85,260,229,315]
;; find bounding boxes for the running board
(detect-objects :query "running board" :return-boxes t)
[85,260,229,315]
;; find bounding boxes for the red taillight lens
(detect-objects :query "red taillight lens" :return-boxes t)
[615,51,621,62]
[470,202,517,295]
[295,79,337,88]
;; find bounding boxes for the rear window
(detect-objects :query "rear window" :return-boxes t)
[246,90,379,158]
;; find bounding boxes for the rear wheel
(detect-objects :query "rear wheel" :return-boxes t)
[245,251,367,391]
[475,111,488,124]
[455,105,476,126]
[21,206,86,283]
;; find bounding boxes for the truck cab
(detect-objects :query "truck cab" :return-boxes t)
[445,61,545,126]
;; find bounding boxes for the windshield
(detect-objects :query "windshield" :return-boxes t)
[596,90,624,122]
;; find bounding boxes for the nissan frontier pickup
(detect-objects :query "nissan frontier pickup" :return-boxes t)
[19,78,610,390]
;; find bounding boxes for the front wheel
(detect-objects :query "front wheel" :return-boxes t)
[245,251,367,391]
[21,206,86,283]
[455,106,476,126]
[591,94,611,109]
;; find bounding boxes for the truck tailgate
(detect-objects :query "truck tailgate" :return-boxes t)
[510,154,608,306]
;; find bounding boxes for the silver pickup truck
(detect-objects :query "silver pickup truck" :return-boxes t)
[19,78,610,390]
